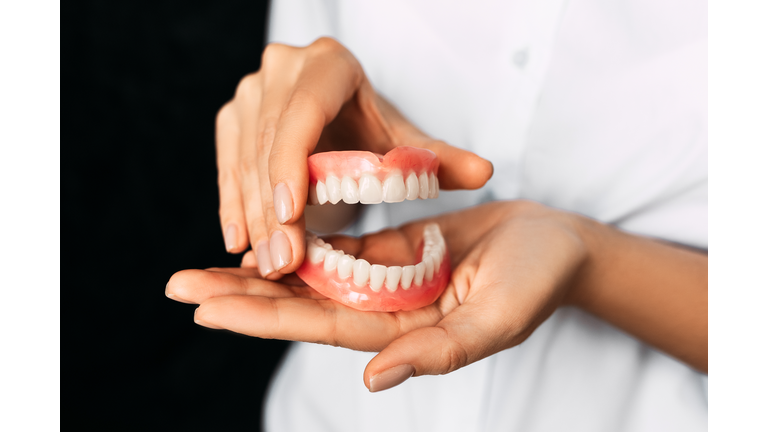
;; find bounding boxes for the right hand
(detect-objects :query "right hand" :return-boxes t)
[217,37,493,278]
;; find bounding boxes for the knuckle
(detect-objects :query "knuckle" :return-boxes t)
[237,155,259,176]
[216,101,235,128]
[217,166,239,189]
[439,333,469,374]
[258,118,279,152]
[235,72,261,100]
[261,42,290,66]
[309,36,342,54]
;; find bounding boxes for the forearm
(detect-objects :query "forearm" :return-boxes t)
[567,216,708,373]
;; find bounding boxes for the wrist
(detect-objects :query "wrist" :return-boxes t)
[561,213,608,309]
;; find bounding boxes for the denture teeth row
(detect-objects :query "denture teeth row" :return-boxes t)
[305,223,446,293]
[308,171,439,205]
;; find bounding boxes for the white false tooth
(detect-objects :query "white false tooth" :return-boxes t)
[430,250,442,271]
[316,181,328,205]
[369,264,387,292]
[326,176,342,204]
[414,262,426,286]
[341,176,360,204]
[418,172,429,199]
[382,173,406,203]
[322,243,333,250]
[424,222,440,236]
[405,172,420,200]
[337,254,355,279]
[424,255,435,281]
[428,173,439,199]
[358,173,383,204]
[385,266,403,292]
[400,265,416,290]
[353,259,371,287]
[323,250,342,272]
[307,244,327,264]
[308,184,319,205]
[313,237,325,246]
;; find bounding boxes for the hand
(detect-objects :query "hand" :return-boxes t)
[170,200,708,388]
[216,37,493,277]
[168,202,600,391]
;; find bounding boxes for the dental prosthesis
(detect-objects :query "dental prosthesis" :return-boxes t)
[296,147,450,312]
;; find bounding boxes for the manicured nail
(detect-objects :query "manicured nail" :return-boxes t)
[166,291,194,304]
[369,364,415,393]
[273,183,294,224]
[224,224,238,252]
[194,309,223,329]
[165,282,194,304]
[256,240,275,277]
[269,230,293,270]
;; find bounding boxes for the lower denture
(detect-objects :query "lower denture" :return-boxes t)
[296,223,451,312]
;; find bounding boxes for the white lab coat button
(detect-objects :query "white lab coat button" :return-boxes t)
[512,48,529,69]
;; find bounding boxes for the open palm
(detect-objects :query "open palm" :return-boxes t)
[167,201,587,391]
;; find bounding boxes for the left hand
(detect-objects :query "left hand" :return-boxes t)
[166,200,707,391]
[167,201,589,390]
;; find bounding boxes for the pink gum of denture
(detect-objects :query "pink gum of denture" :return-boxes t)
[297,226,451,312]
[298,147,449,312]
[307,146,439,185]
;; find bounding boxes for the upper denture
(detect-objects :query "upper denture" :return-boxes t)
[307,147,440,205]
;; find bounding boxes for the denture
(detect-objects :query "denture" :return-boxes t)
[306,146,440,206]
[296,147,450,312]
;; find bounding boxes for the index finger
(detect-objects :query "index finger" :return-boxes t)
[267,38,365,225]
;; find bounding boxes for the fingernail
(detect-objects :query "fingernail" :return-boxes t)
[194,308,223,330]
[269,230,293,270]
[224,224,238,252]
[166,291,194,304]
[165,282,193,304]
[256,240,275,277]
[369,364,415,393]
[273,183,294,224]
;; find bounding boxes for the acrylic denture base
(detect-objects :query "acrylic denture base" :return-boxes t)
[306,147,440,206]
[297,147,450,312]
[297,224,450,312]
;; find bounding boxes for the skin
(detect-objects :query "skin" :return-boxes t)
[216,37,493,275]
[167,201,708,391]
[191,37,707,391]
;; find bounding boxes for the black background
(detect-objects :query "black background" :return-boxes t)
[64,1,286,429]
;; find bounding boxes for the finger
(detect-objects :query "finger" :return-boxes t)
[216,101,248,253]
[363,218,575,393]
[233,73,276,276]
[267,38,364,226]
[194,294,443,352]
[257,48,309,274]
[241,247,287,281]
[206,267,302,286]
[423,140,494,190]
[166,269,323,305]
[363,300,513,392]
[372,94,493,191]
[241,250,258,268]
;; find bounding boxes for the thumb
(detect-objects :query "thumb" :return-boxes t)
[425,141,494,190]
[363,303,507,392]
